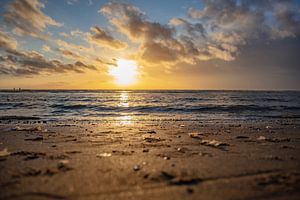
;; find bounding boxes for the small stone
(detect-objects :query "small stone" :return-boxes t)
[0,148,10,157]
[257,136,266,141]
[200,139,229,147]
[96,153,112,157]
[188,132,203,139]
[133,165,140,171]
[163,156,170,160]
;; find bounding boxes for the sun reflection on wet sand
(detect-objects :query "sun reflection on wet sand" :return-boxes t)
[118,115,133,125]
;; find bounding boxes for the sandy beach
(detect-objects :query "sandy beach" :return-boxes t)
[0,119,299,200]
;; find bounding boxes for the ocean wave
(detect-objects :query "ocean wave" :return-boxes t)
[1,91,299,121]
[48,103,300,113]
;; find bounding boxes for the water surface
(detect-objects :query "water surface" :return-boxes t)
[0,90,299,123]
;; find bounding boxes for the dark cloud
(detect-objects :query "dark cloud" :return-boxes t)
[88,26,127,49]
[187,0,300,54]
[4,0,63,40]
[0,48,97,76]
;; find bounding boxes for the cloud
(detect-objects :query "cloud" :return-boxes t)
[88,26,127,49]
[59,32,70,38]
[100,1,300,65]
[170,17,206,38]
[57,48,82,59]
[4,0,63,40]
[0,30,17,50]
[66,0,79,5]
[99,2,239,64]
[0,48,97,76]
[100,2,189,64]
[55,39,89,52]
[188,0,300,42]
[42,45,51,52]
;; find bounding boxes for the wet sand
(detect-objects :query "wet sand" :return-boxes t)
[0,120,299,200]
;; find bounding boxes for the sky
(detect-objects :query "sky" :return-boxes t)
[0,0,300,90]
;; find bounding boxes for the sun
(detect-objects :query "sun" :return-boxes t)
[109,59,139,86]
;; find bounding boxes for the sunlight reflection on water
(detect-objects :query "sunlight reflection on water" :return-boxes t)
[118,91,129,107]
[117,91,133,125]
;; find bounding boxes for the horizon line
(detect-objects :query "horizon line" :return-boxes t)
[0,88,299,92]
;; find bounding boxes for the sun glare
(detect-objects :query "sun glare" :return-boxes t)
[109,59,139,86]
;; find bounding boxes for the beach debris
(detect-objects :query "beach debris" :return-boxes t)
[48,154,69,160]
[13,126,44,132]
[180,124,185,127]
[199,152,213,157]
[0,148,10,157]
[65,150,81,154]
[11,151,46,156]
[164,156,170,160]
[257,136,266,141]
[160,171,175,181]
[24,154,40,160]
[11,151,46,160]
[266,138,291,143]
[23,168,42,177]
[24,136,43,141]
[170,177,202,186]
[200,139,229,148]
[111,150,134,155]
[96,153,112,158]
[188,132,203,139]
[57,160,72,172]
[133,165,140,171]
[59,159,70,164]
[142,149,149,152]
[257,136,290,143]
[143,137,164,143]
[147,130,156,134]
[236,136,249,139]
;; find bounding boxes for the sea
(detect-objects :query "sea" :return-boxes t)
[0,90,299,123]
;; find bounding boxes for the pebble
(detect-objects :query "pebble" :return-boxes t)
[163,156,170,160]
[133,165,140,171]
